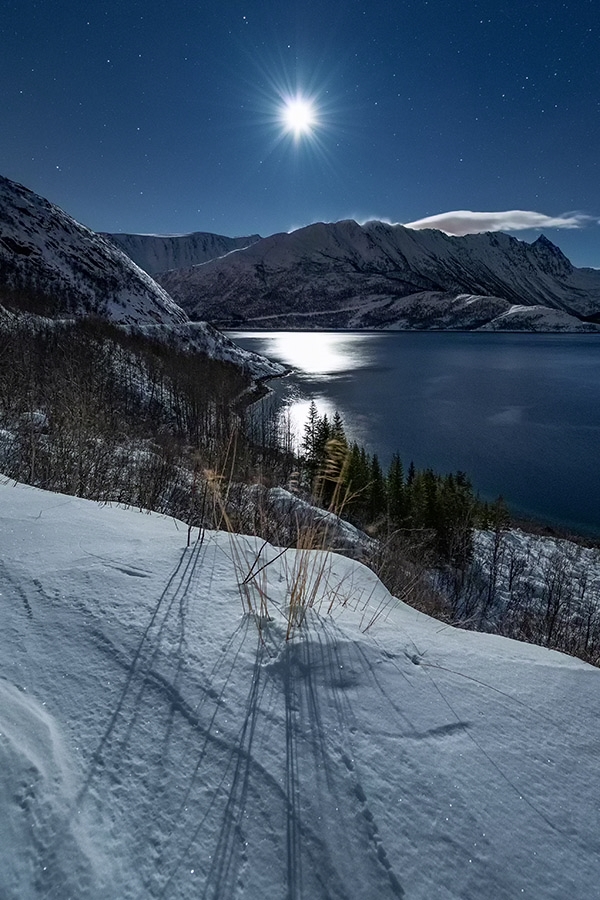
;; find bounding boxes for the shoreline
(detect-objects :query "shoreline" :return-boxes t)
[228,330,600,542]
[508,512,600,548]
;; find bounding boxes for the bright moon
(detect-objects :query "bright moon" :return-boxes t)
[281,97,317,138]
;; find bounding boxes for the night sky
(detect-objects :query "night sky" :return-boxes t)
[2,0,599,266]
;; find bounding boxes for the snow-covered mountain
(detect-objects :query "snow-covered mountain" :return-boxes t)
[102,230,261,276]
[0,175,187,325]
[2,478,600,899]
[156,219,600,331]
[5,173,598,334]
[0,175,284,377]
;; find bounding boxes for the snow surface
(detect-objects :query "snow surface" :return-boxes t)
[1,478,600,899]
[476,303,597,332]
[473,527,600,616]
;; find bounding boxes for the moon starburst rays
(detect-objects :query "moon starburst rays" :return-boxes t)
[281,95,318,139]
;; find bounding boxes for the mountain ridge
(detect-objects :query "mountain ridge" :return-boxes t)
[2,172,599,334]
[102,230,262,276]
[156,218,600,331]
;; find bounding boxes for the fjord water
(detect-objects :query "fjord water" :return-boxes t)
[230,331,600,535]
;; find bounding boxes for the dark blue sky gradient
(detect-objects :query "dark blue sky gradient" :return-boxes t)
[2,0,599,265]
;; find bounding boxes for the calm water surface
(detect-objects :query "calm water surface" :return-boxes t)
[230,331,600,534]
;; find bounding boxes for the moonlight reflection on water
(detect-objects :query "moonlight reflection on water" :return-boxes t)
[230,331,600,534]
[234,331,380,450]
[235,331,379,376]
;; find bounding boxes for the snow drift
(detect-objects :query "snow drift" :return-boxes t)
[1,478,599,899]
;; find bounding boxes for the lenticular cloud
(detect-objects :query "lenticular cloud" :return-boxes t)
[403,209,590,235]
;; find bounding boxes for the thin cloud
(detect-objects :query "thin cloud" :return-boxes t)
[403,210,591,236]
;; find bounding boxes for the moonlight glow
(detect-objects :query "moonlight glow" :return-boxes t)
[281,96,317,138]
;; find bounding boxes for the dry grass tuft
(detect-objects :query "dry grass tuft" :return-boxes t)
[204,437,370,641]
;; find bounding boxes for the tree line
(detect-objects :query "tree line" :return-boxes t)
[293,400,600,666]
[297,399,500,569]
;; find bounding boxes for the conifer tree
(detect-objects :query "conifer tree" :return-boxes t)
[301,400,319,462]
[344,441,370,516]
[489,495,510,532]
[435,471,476,568]
[368,453,386,522]
[314,413,331,467]
[331,410,347,444]
[387,452,406,525]
[301,400,321,486]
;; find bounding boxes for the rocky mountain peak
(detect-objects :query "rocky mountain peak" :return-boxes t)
[531,233,573,274]
[102,230,262,276]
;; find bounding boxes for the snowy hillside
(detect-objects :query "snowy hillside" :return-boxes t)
[103,231,261,276]
[126,320,286,379]
[0,175,286,375]
[0,175,187,325]
[2,478,600,899]
[476,302,597,331]
[157,219,600,331]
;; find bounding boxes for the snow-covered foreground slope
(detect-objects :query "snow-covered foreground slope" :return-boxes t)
[1,480,599,900]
